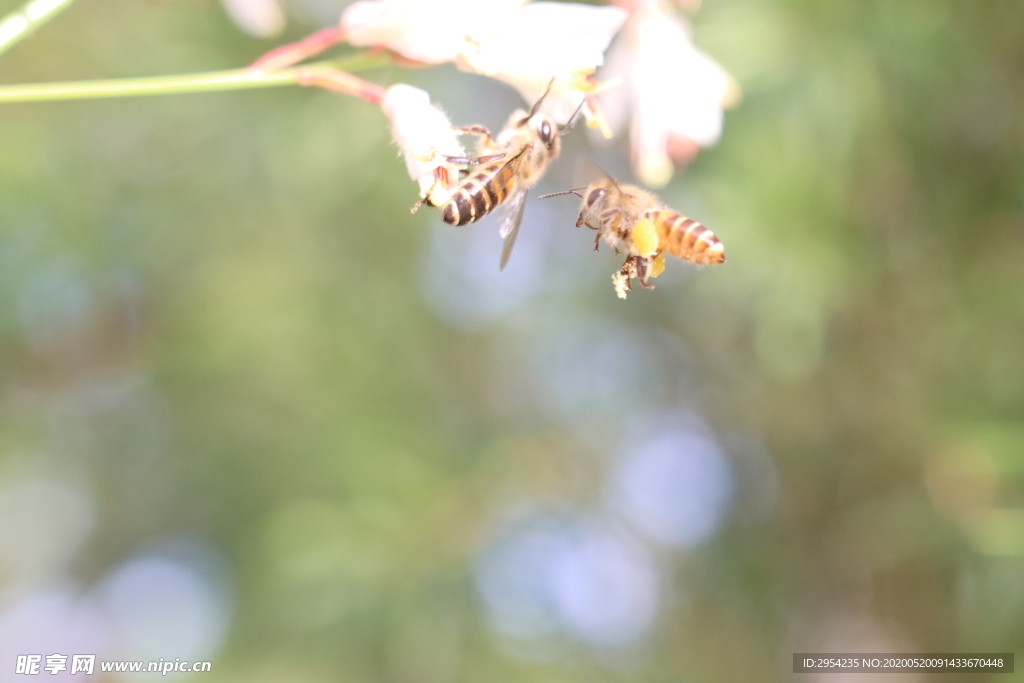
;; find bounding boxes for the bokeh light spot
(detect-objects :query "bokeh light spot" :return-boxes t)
[98,544,230,664]
[474,515,659,650]
[610,422,733,548]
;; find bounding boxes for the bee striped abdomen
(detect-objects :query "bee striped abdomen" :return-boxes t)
[442,161,510,226]
[651,211,726,265]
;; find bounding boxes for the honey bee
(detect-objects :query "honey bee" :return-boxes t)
[541,177,725,298]
[416,81,579,270]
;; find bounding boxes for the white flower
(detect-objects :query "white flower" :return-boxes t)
[601,1,736,187]
[342,0,626,125]
[611,0,702,11]
[459,2,627,123]
[220,0,286,37]
[381,84,465,203]
[341,0,527,64]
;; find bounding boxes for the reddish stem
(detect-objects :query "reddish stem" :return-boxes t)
[249,26,347,71]
[293,68,385,105]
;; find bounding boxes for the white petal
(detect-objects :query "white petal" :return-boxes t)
[664,46,729,146]
[510,84,586,127]
[596,32,634,137]
[381,84,465,197]
[342,0,527,64]
[463,2,626,121]
[608,6,731,185]
[471,3,626,79]
[631,9,728,147]
[220,0,286,38]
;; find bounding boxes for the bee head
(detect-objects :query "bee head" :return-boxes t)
[529,114,560,152]
[584,177,621,209]
[518,77,570,153]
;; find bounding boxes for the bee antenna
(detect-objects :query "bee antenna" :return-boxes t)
[538,187,586,200]
[596,165,622,193]
[527,77,557,118]
[558,97,587,136]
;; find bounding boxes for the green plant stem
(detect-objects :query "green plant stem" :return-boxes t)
[0,53,390,103]
[0,0,77,58]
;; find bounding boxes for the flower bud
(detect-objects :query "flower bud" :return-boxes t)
[381,84,465,202]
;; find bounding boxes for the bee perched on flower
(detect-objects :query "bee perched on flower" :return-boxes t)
[386,81,580,270]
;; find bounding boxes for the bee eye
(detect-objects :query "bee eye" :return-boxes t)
[587,188,606,206]
[540,120,553,144]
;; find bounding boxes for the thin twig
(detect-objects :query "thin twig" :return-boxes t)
[0,0,78,58]
[0,53,390,104]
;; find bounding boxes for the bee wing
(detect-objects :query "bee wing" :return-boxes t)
[497,188,528,271]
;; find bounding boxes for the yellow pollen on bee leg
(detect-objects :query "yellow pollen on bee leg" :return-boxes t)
[650,253,666,278]
[631,219,659,257]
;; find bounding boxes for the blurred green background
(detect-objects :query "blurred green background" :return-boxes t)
[0,0,1023,681]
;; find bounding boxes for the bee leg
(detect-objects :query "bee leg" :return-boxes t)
[452,125,494,148]
[441,152,506,167]
[410,167,450,213]
[614,266,630,290]
[636,257,656,289]
[623,257,640,289]
[612,257,641,299]
[593,232,601,251]
[411,190,441,213]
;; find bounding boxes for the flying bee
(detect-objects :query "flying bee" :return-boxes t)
[541,177,725,298]
[414,80,581,270]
